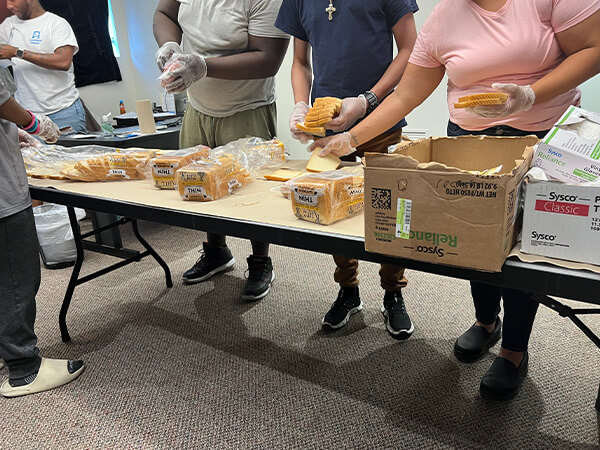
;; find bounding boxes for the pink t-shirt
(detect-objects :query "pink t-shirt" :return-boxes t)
[409,0,600,131]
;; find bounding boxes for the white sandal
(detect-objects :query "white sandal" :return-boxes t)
[0,358,85,398]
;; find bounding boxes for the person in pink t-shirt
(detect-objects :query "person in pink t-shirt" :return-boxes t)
[312,0,600,401]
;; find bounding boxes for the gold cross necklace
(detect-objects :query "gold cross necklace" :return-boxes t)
[326,0,336,21]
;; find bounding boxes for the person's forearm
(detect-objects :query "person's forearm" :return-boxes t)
[532,47,600,104]
[205,39,288,80]
[20,49,72,71]
[348,64,445,146]
[153,8,182,46]
[291,60,312,104]
[0,97,35,127]
[370,46,413,100]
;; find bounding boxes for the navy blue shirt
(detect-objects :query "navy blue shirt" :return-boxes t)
[276,0,418,131]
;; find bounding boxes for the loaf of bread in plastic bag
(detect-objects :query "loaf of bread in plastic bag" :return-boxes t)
[149,146,211,189]
[176,154,251,201]
[287,170,364,225]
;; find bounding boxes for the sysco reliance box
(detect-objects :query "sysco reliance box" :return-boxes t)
[364,136,538,272]
[532,106,600,184]
[521,180,600,265]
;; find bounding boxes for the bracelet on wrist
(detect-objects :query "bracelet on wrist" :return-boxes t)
[18,110,36,131]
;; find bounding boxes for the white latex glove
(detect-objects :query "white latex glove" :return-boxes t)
[324,96,368,132]
[32,114,60,144]
[155,41,182,71]
[17,128,42,148]
[468,83,536,118]
[161,53,207,94]
[289,101,311,144]
[310,132,356,157]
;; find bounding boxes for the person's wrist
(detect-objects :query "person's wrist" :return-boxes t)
[362,91,379,115]
[18,110,37,132]
[348,131,360,148]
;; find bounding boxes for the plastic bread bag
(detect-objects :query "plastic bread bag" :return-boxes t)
[287,170,364,225]
[212,137,287,176]
[62,148,160,181]
[176,154,252,201]
[146,145,211,189]
[22,144,118,180]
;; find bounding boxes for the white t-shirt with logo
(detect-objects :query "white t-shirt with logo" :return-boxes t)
[0,12,80,115]
[177,0,289,118]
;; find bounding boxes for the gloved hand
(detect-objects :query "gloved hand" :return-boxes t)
[17,128,42,148]
[324,96,368,132]
[155,41,182,71]
[468,83,536,118]
[310,131,356,157]
[289,101,312,144]
[34,114,60,144]
[161,53,207,94]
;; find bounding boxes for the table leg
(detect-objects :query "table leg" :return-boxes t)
[60,207,85,342]
[131,220,173,288]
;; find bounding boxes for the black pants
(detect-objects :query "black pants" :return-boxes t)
[447,121,548,352]
[0,207,42,379]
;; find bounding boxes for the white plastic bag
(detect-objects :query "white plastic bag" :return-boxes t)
[33,204,85,266]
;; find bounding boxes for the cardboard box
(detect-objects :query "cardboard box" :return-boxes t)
[521,180,600,265]
[532,106,600,184]
[364,136,538,272]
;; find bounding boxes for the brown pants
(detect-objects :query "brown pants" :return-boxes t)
[336,128,407,292]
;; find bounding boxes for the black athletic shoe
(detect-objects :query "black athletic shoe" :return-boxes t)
[182,242,235,284]
[381,291,414,339]
[454,318,502,363]
[480,351,529,401]
[322,287,363,329]
[241,256,275,301]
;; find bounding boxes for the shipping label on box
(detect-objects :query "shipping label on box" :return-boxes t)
[532,106,600,184]
[521,181,600,265]
[364,136,537,272]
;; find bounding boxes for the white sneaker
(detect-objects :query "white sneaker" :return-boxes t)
[0,358,85,398]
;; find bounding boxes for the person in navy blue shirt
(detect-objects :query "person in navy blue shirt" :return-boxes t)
[276,0,419,338]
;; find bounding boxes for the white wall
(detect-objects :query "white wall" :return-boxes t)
[79,0,162,123]
[80,0,599,157]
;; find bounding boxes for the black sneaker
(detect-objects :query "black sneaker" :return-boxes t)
[381,291,414,339]
[322,287,363,329]
[480,351,529,401]
[454,318,502,363]
[182,242,235,284]
[241,256,275,301]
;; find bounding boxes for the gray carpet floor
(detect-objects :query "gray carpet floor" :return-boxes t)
[1,220,598,449]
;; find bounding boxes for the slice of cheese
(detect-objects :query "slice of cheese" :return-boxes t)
[264,168,304,182]
[306,149,341,173]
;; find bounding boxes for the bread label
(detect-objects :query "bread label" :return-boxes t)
[153,165,176,176]
[348,186,364,197]
[228,178,241,193]
[109,169,128,178]
[294,205,321,223]
[396,198,412,239]
[184,186,210,200]
[293,187,324,206]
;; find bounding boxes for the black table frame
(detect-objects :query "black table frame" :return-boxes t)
[30,185,600,410]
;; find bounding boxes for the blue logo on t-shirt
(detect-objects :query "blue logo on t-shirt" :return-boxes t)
[30,31,41,45]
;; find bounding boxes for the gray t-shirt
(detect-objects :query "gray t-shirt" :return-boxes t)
[178,0,289,118]
[0,81,31,219]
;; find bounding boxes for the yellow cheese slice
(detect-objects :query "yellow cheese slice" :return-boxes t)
[306,149,341,173]
[264,168,305,182]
